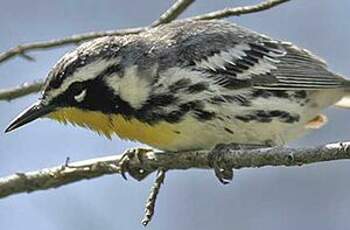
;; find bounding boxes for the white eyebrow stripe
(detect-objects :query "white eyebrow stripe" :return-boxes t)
[45,58,119,102]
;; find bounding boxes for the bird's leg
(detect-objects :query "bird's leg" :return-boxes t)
[209,142,272,184]
[118,147,154,181]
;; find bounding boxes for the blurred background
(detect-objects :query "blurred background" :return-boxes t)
[1,0,350,229]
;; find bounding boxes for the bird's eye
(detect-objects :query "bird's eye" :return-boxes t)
[74,89,87,103]
[70,82,87,103]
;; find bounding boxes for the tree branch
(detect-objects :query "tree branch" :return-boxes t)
[151,0,195,26]
[1,142,350,199]
[141,168,167,226]
[0,80,44,101]
[189,0,290,21]
[0,27,145,65]
[0,0,290,101]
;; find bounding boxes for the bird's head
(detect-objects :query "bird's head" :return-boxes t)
[5,36,152,137]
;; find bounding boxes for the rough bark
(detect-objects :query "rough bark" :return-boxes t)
[1,142,349,199]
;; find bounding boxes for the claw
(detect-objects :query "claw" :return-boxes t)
[209,143,270,184]
[208,145,234,184]
[118,152,131,180]
[215,167,233,185]
[117,148,153,181]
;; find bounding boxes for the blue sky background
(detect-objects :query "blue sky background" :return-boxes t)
[1,0,350,229]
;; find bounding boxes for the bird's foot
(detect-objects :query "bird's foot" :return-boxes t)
[118,147,153,181]
[208,144,235,185]
[209,143,271,184]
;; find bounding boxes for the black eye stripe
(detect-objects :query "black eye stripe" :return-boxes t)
[48,76,62,89]
[69,82,86,95]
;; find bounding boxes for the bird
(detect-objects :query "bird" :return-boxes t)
[5,19,350,156]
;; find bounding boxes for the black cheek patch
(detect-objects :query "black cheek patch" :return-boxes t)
[55,79,135,117]
[78,81,117,113]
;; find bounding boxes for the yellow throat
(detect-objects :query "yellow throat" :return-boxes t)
[48,107,179,149]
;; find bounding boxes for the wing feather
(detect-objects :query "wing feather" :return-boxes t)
[194,38,345,90]
[163,20,346,90]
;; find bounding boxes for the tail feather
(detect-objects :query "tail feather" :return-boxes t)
[335,96,350,108]
[335,80,350,108]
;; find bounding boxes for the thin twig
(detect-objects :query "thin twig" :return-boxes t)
[151,0,195,26]
[190,0,290,21]
[0,27,145,65]
[0,80,44,101]
[19,52,36,62]
[141,168,167,226]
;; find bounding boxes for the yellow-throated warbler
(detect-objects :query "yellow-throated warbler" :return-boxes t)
[5,20,350,152]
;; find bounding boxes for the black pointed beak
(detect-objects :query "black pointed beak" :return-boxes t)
[5,101,55,133]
